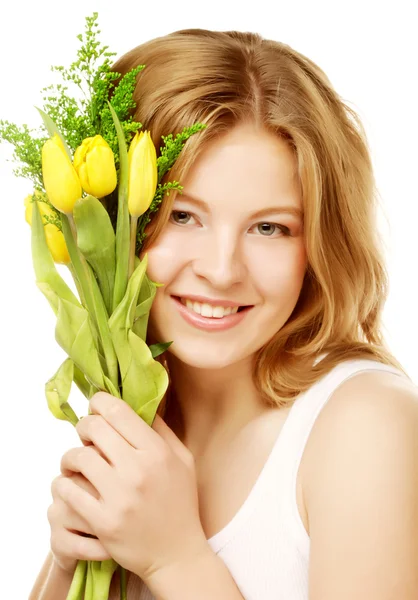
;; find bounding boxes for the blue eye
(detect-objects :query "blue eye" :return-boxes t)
[254,222,291,237]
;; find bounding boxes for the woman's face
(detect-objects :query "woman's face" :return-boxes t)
[144,121,307,370]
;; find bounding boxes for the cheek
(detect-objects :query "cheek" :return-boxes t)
[144,231,183,283]
[252,243,307,299]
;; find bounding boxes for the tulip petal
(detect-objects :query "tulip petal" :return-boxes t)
[44,224,70,264]
[128,130,158,217]
[85,145,117,198]
[42,135,82,213]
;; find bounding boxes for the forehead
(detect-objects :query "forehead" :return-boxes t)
[180,123,301,208]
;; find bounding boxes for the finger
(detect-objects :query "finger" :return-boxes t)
[53,476,104,536]
[75,414,134,469]
[89,392,163,452]
[51,473,100,502]
[52,528,112,563]
[60,446,115,501]
[47,499,95,538]
[67,472,101,500]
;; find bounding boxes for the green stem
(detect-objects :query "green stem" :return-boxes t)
[85,260,120,391]
[109,103,130,313]
[85,561,93,599]
[129,216,138,279]
[91,559,119,600]
[65,560,86,600]
[67,263,86,306]
[61,214,98,333]
[120,566,128,600]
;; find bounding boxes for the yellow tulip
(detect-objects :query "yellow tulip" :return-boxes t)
[127,130,158,217]
[24,191,70,264]
[44,223,70,264]
[73,135,117,198]
[41,133,82,214]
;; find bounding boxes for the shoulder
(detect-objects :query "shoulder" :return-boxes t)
[302,368,418,600]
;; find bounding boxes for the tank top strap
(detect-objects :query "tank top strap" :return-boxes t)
[276,358,408,553]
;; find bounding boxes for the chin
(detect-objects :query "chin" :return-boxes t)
[166,340,251,371]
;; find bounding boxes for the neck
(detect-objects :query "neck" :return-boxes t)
[163,354,271,456]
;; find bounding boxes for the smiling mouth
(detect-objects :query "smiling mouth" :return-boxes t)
[172,297,250,313]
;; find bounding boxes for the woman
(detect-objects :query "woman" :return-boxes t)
[30,29,418,600]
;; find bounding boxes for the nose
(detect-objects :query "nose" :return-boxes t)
[191,227,247,290]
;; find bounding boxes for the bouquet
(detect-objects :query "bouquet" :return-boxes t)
[0,13,206,599]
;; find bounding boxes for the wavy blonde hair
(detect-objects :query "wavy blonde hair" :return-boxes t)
[110,28,408,418]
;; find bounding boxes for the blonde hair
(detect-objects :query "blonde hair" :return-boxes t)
[110,28,409,417]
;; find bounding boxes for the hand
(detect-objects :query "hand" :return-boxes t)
[48,468,113,574]
[55,392,209,582]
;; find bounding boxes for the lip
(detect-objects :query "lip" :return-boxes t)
[171,296,254,331]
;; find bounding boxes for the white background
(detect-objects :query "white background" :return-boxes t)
[0,0,416,596]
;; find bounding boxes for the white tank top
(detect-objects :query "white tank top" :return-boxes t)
[131,358,408,600]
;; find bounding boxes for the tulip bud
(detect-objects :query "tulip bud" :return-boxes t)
[24,191,70,264]
[41,133,82,214]
[73,135,117,198]
[44,223,70,264]
[128,130,158,217]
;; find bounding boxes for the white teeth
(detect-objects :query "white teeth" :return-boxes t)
[180,298,240,318]
[212,306,224,318]
[200,303,213,317]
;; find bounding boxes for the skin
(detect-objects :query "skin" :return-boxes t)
[143,120,307,455]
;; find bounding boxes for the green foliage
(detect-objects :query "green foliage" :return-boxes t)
[98,64,145,166]
[0,121,46,187]
[0,12,144,181]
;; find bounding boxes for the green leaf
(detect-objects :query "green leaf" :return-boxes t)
[108,255,168,425]
[149,341,173,358]
[35,107,73,159]
[37,282,106,391]
[45,358,79,426]
[73,195,116,317]
[31,197,81,313]
[108,102,130,312]
[109,254,149,333]
[103,375,120,398]
[123,330,169,426]
[73,363,96,400]
[61,214,119,392]
[132,273,157,341]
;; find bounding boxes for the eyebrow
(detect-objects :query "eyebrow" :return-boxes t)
[177,192,303,220]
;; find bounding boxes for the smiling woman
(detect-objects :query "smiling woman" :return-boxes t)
[31,26,418,600]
